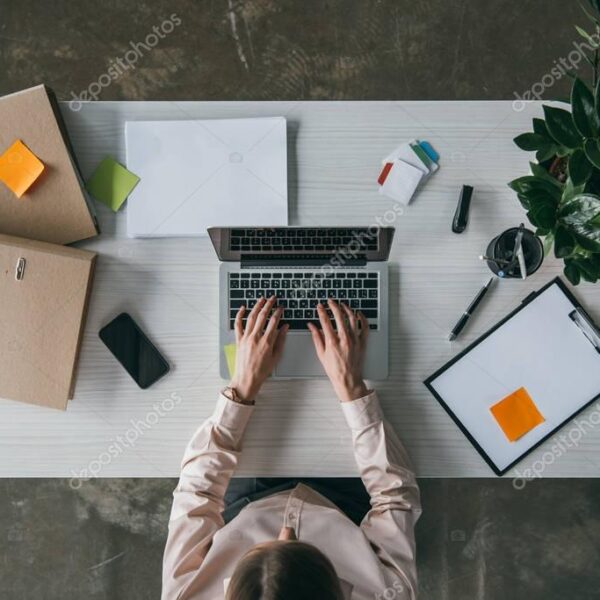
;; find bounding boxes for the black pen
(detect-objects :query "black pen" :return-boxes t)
[448,277,495,341]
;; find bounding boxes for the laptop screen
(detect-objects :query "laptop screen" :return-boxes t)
[208,226,394,262]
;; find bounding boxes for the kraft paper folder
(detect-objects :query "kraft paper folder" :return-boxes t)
[0,234,96,410]
[0,84,99,245]
[424,277,600,475]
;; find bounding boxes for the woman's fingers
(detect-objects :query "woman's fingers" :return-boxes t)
[328,299,349,342]
[252,295,277,335]
[246,296,266,332]
[358,311,369,348]
[341,303,358,339]
[234,305,246,342]
[317,302,335,342]
[264,306,283,342]
[307,322,325,356]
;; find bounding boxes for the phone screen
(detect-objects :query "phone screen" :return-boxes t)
[99,313,170,389]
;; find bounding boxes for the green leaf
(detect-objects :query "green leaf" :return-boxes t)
[558,193,600,251]
[584,138,600,168]
[543,105,583,148]
[571,78,600,137]
[536,145,558,162]
[517,193,531,210]
[543,231,555,257]
[574,257,599,282]
[514,133,552,151]
[554,226,576,258]
[527,195,559,230]
[575,24,600,47]
[556,145,573,157]
[564,261,581,285]
[568,149,594,185]
[532,118,551,138]
[530,162,563,185]
[562,177,587,203]
[508,176,563,201]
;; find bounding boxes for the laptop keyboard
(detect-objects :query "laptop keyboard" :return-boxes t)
[228,271,379,330]
[229,228,378,252]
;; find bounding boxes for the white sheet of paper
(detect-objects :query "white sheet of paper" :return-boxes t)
[379,159,423,204]
[125,117,288,237]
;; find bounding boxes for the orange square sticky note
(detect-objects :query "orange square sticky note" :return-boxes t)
[0,140,45,198]
[490,387,544,442]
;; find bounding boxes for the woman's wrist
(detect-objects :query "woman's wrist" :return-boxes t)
[333,377,368,402]
[230,375,261,403]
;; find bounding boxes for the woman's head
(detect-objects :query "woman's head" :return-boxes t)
[225,540,344,600]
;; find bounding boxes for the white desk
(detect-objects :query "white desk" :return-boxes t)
[1,101,599,478]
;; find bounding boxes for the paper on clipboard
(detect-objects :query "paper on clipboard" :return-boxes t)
[425,278,600,474]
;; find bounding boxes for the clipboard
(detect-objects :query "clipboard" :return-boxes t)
[424,277,600,476]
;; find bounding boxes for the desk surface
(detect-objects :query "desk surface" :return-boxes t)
[1,100,599,478]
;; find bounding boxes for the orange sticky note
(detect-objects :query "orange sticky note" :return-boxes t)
[490,387,544,442]
[0,140,45,198]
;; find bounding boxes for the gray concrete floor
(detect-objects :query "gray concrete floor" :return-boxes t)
[1,1,599,599]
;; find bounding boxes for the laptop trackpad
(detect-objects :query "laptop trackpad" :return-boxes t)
[274,333,324,378]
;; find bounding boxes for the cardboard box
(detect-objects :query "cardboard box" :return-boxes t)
[0,234,96,410]
[0,84,99,244]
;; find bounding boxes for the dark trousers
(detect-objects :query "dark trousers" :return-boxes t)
[223,478,371,526]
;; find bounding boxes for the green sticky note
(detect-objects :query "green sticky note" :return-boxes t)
[223,343,236,378]
[86,157,140,212]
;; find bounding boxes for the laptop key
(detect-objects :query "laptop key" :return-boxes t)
[361,300,377,308]
[363,280,377,288]
[294,309,303,319]
[231,290,244,298]
[369,289,378,298]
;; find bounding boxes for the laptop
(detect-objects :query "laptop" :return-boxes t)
[208,226,395,379]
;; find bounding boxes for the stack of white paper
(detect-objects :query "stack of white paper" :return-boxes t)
[125,117,288,237]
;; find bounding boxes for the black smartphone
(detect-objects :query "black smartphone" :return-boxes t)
[99,313,170,389]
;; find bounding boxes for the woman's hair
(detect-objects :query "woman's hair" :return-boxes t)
[226,540,344,600]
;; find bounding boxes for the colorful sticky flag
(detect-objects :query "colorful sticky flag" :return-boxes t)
[223,343,237,378]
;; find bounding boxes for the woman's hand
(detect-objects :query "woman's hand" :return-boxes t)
[307,299,369,402]
[231,296,289,402]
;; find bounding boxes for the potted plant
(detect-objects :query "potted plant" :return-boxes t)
[508,5,600,285]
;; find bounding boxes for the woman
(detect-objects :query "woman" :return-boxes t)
[162,296,421,599]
